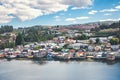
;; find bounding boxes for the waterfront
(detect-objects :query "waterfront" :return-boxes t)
[0,60,120,80]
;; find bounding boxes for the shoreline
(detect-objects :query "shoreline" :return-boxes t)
[1,57,120,62]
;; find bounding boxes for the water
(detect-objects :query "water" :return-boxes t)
[0,60,120,80]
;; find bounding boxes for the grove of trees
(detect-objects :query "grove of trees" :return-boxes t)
[74,34,89,40]
[15,26,56,46]
[0,25,13,34]
[110,38,119,45]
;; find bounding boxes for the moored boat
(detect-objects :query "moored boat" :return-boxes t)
[107,52,116,61]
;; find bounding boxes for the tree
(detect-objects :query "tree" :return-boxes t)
[15,33,24,46]
[9,42,15,48]
[110,38,119,45]
[116,21,120,38]
[53,48,62,52]
[89,40,93,44]
[34,46,41,50]
[74,34,88,40]
[63,44,69,49]
[95,38,100,44]
[90,27,100,32]
[0,25,13,34]
[0,42,15,49]
[81,34,88,40]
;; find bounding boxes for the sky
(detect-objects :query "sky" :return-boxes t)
[0,0,120,28]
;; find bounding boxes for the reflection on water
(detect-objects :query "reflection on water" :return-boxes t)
[0,59,120,80]
[32,60,120,65]
[1,59,120,66]
[32,60,47,65]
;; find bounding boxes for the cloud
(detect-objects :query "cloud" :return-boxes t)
[99,5,120,13]
[71,7,83,10]
[0,0,94,24]
[100,8,118,12]
[0,15,15,24]
[76,16,89,20]
[71,7,88,10]
[88,10,97,14]
[65,0,93,9]
[65,18,76,21]
[99,18,120,22]
[54,16,60,18]
[115,5,120,9]
[54,16,60,21]
[65,16,89,21]
[104,13,111,16]
[0,5,15,23]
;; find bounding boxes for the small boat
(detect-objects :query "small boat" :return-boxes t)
[76,51,86,59]
[0,53,5,59]
[94,52,107,60]
[0,50,5,58]
[54,52,70,60]
[107,52,116,61]
[27,55,33,59]
[33,49,47,60]
[5,54,17,59]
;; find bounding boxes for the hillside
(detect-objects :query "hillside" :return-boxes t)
[60,21,116,30]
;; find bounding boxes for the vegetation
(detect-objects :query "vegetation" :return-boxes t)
[53,48,62,52]
[0,25,15,49]
[20,26,55,42]
[74,34,89,40]
[23,27,40,42]
[0,21,120,49]
[95,38,100,44]
[91,21,120,37]
[89,39,93,44]
[0,25,13,34]
[63,44,69,49]
[33,46,41,50]
[15,33,24,46]
[110,38,119,45]
[95,31,116,37]
[0,42,15,49]
[91,21,120,32]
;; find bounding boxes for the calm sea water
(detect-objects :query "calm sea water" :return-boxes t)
[0,60,120,80]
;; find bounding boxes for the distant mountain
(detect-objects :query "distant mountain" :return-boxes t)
[17,21,117,30]
[60,21,116,30]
